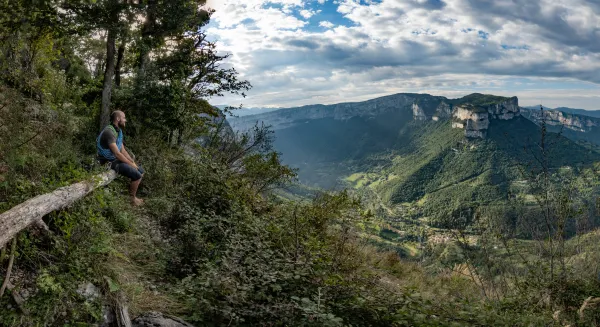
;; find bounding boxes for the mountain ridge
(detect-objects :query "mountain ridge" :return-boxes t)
[230,92,521,139]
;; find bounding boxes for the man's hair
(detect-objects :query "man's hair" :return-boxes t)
[110,110,123,123]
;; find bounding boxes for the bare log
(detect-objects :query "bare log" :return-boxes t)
[115,293,133,327]
[0,171,117,249]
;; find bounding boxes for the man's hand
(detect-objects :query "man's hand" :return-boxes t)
[108,143,137,167]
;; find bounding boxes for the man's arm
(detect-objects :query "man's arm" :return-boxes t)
[121,145,135,163]
[108,143,138,169]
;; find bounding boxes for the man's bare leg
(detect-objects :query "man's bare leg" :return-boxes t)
[130,178,144,206]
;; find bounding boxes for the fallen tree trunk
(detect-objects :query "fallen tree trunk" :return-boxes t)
[0,170,117,249]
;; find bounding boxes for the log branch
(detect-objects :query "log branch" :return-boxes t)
[5,281,28,314]
[0,171,117,249]
[0,237,17,297]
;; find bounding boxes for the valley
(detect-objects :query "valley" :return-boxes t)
[230,93,600,259]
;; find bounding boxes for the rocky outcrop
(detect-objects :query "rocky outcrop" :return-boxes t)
[452,105,490,138]
[196,107,235,147]
[413,100,452,121]
[412,103,428,121]
[132,312,195,327]
[521,108,600,132]
[450,97,520,139]
[433,102,452,121]
[486,97,520,120]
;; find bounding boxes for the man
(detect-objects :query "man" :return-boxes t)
[97,110,145,206]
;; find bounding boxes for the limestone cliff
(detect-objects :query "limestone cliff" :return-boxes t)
[433,102,452,121]
[450,97,520,138]
[412,103,428,121]
[451,105,490,138]
[521,108,600,132]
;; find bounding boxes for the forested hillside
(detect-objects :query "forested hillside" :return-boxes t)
[2,1,600,326]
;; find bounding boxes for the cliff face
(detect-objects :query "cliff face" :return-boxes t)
[521,108,600,132]
[451,105,490,138]
[412,101,452,121]
[449,97,520,138]
[433,102,452,121]
[412,103,428,121]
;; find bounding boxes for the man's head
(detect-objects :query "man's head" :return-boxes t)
[110,110,127,129]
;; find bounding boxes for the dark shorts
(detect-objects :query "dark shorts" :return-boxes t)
[99,158,145,181]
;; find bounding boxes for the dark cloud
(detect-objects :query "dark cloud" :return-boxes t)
[409,0,447,10]
[464,0,600,53]
[286,39,321,49]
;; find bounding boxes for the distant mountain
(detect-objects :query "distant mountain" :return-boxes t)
[521,107,600,147]
[214,105,282,117]
[523,105,600,118]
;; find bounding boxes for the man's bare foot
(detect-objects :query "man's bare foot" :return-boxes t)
[132,197,144,206]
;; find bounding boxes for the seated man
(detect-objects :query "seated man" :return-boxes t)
[97,110,145,206]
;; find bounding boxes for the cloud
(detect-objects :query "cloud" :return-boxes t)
[206,0,600,109]
[319,21,334,28]
[299,9,315,19]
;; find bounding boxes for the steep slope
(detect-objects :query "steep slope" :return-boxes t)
[373,116,600,226]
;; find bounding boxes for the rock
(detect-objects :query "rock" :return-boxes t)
[521,108,600,132]
[77,282,100,301]
[196,107,235,147]
[452,105,490,139]
[132,312,195,327]
[433,101,452,120]
[451,98,520,138]
[485,97,520,119]
[100,305,116,327]
[412,103,428,121]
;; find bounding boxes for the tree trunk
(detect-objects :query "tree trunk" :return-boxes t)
[0,171,117,250]
[115,41,125,87]
[138,0,157,74]
[100,27,117,131]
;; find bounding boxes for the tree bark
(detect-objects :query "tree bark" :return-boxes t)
[138,0,157,74]
[100,27,117,131]
[0,171,117,250]
[115,41,125,87]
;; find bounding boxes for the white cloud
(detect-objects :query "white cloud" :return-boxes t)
[299,9,315,19]
[319,21,334,28]
[206,0,600,109]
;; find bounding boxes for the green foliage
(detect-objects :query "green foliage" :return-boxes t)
[2,1,599,325]
[450,93,511,107]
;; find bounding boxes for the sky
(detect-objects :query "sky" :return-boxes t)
[204,0,600,110]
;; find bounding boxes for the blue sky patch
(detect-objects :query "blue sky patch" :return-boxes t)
[501,44,530,50]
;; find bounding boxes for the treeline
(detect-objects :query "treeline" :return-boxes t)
[0,0,249,143]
